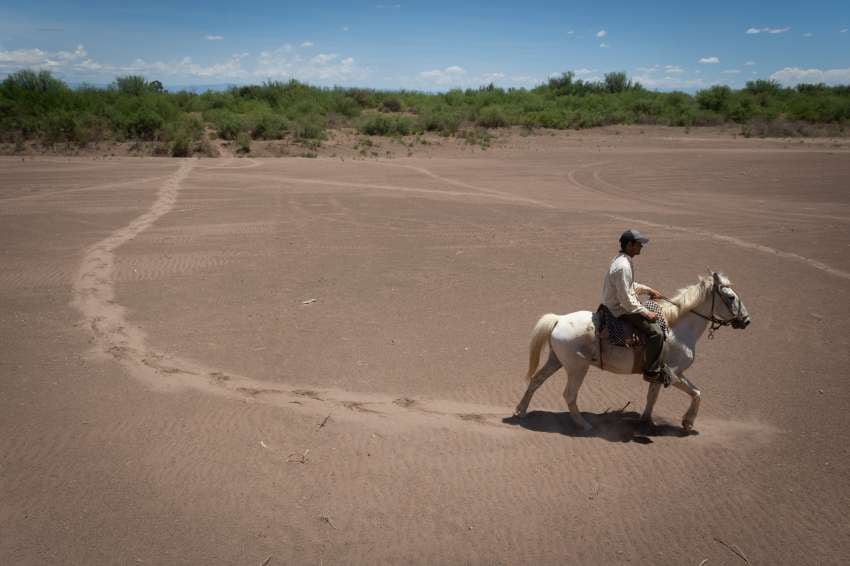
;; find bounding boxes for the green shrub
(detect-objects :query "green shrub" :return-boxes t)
[126,109,164,140]
[252,113,288,139]
[696,85,733,113]
[235,131,251,154]
[2,68,850,146]
[292,117,326,140]
[358,114,418,136]
[475,105,508,128]
[359,115,390,135]
[207,110,245,140]
[171,135,191,157]
[114,75,157,96]
[417,110,463,134]
[42,111,78,144]
[330,95,362,118]
[380,97,402,112]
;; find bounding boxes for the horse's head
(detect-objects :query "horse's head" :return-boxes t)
[712,272,751,329]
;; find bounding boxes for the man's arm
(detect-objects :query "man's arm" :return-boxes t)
[635,282,662,299]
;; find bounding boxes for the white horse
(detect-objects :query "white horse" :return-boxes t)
[514,272,751,433]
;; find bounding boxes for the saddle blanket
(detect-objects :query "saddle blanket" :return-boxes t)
[597,300,669,347]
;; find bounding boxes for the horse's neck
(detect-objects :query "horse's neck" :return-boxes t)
[670,296,712,347]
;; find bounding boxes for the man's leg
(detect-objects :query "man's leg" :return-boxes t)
[620,314,665,378]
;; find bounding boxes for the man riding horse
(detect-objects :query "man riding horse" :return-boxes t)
[602,229,673,386]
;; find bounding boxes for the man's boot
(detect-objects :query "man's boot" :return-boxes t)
[643,365,673,387]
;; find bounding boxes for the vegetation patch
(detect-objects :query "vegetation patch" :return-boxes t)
[1,70,849,155]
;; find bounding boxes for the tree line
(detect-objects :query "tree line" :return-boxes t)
[1,69,848,155]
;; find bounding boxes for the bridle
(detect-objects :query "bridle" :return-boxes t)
[688,274,746,339]
[658,274,746,339]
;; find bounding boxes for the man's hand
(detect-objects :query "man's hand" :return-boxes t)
[644,310,658,322]
[648,288,663,300]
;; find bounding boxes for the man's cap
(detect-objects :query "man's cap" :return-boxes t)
[619,228,649,245]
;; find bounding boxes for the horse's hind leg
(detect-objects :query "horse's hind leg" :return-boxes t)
[563,360,592,432]
[514,351,562,417]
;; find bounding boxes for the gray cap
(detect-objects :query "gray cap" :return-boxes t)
[619,228,649,245]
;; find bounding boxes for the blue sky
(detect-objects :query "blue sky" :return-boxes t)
[1,1,848,91]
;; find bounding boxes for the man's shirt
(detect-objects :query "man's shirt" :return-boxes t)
[602,253,650,317]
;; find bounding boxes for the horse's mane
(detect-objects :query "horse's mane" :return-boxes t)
[658,273,731,325]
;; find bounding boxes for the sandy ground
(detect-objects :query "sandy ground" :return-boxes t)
[1,128,849,564]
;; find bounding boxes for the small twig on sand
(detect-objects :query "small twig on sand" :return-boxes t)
[320,515,337,529]
[698,559,708,566]
[318,414,332,429]
[619,401,631,412]
[261,555,273,566]
[714,537,749,564]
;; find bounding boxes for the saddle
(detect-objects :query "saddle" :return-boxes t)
[592,302,670,373]
[593,301,669,348]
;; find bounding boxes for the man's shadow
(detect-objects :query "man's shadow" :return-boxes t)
[502,409,696,444]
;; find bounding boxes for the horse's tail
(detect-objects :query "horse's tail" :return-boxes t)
[527,314,560,381]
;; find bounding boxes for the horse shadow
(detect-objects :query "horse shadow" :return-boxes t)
[502,409,696,444]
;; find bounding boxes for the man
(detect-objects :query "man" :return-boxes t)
[602,229,671,386]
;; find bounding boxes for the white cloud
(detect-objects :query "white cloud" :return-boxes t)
[256,45,363,82]
[419,65,466,85]
[123,54,248,79]
[770,66,850,86]
[599,42,609,48]
[631,74,706,90]
[596,30,607,38]
[803,32,813,37]
[635,64,660,73]
[300,41,314,48]
[722,69,741,74]
[745,61,756,66]
[375,3,401,7]
[841,28,848,33]
[0,41,366,85]
[480,72,506,81]
[665,65,684,74]
[310,53,338,65]
[699,56,719,64]
[414,67,537,89]
[75,59,105,71]
[205,35,224,41]
[746,26,790,34]
[0,44,87,70]
[567,30,575,35]
[342,26,350,32]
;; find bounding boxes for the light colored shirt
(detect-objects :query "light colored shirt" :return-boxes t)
[602,253,650,317]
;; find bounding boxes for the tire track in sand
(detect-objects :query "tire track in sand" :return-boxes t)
[564,162,850,281]
[70,159,519,434]
[607,214,850,281]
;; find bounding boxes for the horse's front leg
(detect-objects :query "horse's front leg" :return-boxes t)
[640,382,662,425]
[672,374,701,432]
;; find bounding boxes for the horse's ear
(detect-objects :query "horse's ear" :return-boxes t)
[712,272,721,286]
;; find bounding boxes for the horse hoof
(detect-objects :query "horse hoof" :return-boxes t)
[682,421,694,432]
[514,409,527,418]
